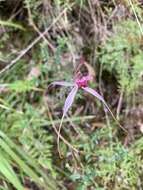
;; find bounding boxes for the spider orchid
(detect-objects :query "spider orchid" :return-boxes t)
[51,74,126,156]
[52,74,111,120]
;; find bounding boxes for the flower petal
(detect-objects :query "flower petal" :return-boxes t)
[51,81,74,87]
[63,85,78,116]
[82,87,111,113]
[82,87,127,132]
[82,87,105,102]
[57,85,78,157]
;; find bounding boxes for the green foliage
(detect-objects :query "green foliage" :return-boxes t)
[0,76,58,189]
[0,20,25,31]
[19,104,56,176]
[100,20,143,96]
[24,0,42,21]
[0,147,24,190]
[0,101,56,175]
[40,41,50,71]
[8,79,35,92]
[0,131,58,190]
[21,127,55,174]
[69,126,143,189]
[54,37,68,66]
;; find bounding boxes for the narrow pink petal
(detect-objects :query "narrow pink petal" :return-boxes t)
[57,85,78,157]
[82,87,127,132]
[51,81,74,87]
[82,87,105,102]
[63,85,78,116]
[82,87,111,112]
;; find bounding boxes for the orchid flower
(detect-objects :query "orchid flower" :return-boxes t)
[52,75,111,119]
[51,74,126,156]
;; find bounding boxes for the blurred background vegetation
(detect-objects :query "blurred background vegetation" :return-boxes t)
[0,0,143,189]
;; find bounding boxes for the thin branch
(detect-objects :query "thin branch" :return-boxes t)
[26,1,55,52]
[116,90,124,120]
[0,6,72,75]
[128,0,143,35]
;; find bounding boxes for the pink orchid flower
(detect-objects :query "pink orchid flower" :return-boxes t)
[51,74,116,156]
[51,74,126,156]
[52,75,110,118]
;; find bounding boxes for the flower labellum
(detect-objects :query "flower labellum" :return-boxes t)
[75,75,91,88]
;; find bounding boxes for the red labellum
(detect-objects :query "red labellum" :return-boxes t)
[75,75,91,88]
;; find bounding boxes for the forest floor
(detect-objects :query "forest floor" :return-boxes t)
[0,1,143,190]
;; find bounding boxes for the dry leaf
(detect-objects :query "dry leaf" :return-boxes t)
[84,61,96,81]
[28,66,41,80]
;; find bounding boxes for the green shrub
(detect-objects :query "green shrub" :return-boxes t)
[100,20,143,96]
